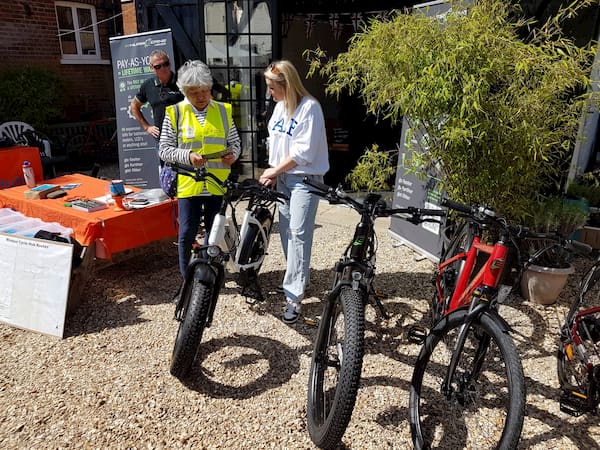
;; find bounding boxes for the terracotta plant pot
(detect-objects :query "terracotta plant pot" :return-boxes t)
[520,264,575,305]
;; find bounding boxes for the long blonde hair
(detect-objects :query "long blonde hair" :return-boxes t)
[264,60,312,118]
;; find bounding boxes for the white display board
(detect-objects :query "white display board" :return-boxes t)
[0,233,73,337]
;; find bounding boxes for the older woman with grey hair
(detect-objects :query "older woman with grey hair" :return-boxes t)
[159,60,241,276]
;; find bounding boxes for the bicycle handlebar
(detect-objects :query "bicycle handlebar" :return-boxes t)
[441,197,593,257]
[303,177,446,223]
[441,198,472,215]
[166,161,288,203]
[166,161,226,185]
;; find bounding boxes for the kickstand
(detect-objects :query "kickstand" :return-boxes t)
[242,277,265,305]
[372,291,390,320]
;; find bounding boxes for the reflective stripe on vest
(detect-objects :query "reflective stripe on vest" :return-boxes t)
[165,100,233,197]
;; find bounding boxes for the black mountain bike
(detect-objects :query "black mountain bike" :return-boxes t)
[303,178,445,449]
[169,163,287,380]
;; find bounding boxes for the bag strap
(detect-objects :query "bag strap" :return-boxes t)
[174,102,181,148]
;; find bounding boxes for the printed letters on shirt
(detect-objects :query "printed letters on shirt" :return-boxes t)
[272,118,299,136]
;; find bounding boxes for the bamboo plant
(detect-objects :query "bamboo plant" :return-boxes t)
[306,0,598,223]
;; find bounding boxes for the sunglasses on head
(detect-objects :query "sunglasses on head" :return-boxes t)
[269,62,281,75]
[152,61,170,70]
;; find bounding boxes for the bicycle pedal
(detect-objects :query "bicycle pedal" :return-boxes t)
[407,325,428,344]
[560,391,589,417]
[374,292,387,299]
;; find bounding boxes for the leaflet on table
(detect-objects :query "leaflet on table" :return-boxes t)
[94,188,169,209]
[60,183,81,191]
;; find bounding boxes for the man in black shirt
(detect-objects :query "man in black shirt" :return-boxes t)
[130,50,184,163]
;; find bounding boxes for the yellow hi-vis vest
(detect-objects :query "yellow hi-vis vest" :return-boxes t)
[165,100,233,197]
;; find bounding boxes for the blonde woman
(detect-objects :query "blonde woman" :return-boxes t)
[259,60,329,324]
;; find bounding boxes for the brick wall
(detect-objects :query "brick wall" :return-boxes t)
[0,0,119,121]
[122,0,137,35]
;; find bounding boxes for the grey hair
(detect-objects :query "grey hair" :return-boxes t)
[149,49,168,60]
[177,60,213,93]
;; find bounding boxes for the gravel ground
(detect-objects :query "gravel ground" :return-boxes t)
[1,200,600,449]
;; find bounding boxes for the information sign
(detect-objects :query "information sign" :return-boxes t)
[109,29,176,188]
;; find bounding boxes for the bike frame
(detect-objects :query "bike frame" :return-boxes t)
[437,234,510,315]
[233,196,277,273]
[567,306,600,356]
[321,193,385,323]
[560,256,600,409]
[434,223,514,399]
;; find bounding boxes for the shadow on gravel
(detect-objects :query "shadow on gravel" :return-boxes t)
[64,240,180,337]
[180,334,301,399]
[64,294,150,338]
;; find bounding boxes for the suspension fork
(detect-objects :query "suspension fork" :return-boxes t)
[175,249,224,323]
[206,262,226,327]
[313,288,343,366]
[442,295,491,398]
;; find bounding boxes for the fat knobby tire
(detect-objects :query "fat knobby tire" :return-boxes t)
[307,287,365,449]
[170,277,213,380]
[410,308,525,449]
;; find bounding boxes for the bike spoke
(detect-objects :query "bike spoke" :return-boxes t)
[417,323,516,447]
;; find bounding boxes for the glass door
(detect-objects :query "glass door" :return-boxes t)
[203,0,276,179]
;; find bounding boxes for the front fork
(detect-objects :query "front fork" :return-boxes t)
[175,245,226,326]
[329,258,388,319]
[442,289,494,400]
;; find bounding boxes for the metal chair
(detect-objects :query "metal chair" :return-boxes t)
[0,121,34,144]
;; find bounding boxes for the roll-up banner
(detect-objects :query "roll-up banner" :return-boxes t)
[388,1,470,262]
[109,29,175,188]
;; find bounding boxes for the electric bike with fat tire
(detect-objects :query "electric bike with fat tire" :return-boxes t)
[303,178,445,449]
[169,163,287,380]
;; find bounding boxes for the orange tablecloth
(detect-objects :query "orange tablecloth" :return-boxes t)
[0,173,177,259]
[0,146,43,189]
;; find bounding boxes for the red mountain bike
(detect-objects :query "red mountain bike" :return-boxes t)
[552,244,599,416]
[409,198,539,449]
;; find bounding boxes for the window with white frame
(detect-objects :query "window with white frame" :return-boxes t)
[55,1,101,61]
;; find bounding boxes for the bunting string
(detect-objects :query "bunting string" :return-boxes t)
[296,11,388,40]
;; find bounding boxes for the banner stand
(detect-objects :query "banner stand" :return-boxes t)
[109,29,176,189]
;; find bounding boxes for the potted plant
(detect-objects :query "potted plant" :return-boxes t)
[520,196,589,304]
[305,0,598,224]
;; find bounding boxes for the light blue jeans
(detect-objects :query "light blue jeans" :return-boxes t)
[277,173,322,305]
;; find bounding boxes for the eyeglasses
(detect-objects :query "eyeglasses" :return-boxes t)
[152,61,170,70]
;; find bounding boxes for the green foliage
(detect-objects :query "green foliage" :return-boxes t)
[0,66,65,131]
[306,0,597,221]
[526,195,588,235]
[522,194,589,267]
[345,144,397,191]
[567,174,600,207]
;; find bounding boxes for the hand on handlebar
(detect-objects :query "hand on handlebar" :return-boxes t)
[259,168,277,187]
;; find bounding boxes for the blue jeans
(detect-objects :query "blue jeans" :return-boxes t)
[178,195,222,276]
[277,173,322,304]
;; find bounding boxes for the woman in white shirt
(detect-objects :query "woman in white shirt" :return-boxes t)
[259,60,329,324]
